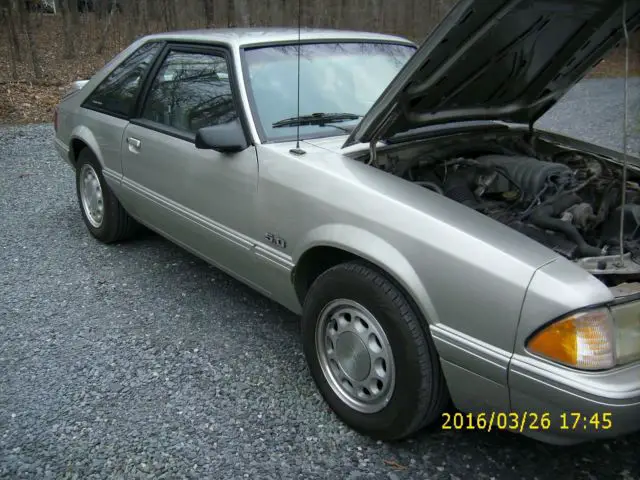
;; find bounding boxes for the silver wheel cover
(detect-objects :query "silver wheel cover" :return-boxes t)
[79,164,105,228]
[315,299,396,414]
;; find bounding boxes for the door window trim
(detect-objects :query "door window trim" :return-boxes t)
[131,42,254,146]
[128,117,196,143]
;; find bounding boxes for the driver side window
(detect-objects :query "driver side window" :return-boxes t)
[141,50,238,134]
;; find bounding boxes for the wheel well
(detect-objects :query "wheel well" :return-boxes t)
[292,245,432,330]
[70,138,89,167]
[293,246,359,304]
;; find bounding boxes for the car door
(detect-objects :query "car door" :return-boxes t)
[119,45,263,290]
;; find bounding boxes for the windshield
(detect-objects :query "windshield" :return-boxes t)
[242,42,416,142]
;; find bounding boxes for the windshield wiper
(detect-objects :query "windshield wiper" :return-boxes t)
[272,112,362,129]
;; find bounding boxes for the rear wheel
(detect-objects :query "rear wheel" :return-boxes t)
[75,148,139,243]
[301,261,449,440]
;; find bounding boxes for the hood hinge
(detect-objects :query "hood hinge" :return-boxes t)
[367,137,380,167]
[366,109,400,166]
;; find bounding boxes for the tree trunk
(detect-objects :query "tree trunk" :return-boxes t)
[402,0,415,40]
[202,0,213,26]
[279,0,286,26]
[162,0,177,30]
[4,0,21,58]
[337,0,348,29]
[7,30,19,80]
[169,0,178,30]
[69,0,79,26]
[17,0,43,79]
[1,2,19,79]
[56,0,75,58]
[95,4,115,53]
[139,0,149,34]
[237,0,249,26]
[227,0,234,27]
[371,0,383,31]
[125,0,139,41]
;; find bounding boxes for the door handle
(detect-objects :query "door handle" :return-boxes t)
[127,137,141,149]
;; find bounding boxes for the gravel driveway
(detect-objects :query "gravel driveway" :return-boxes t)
[1,78,639,479]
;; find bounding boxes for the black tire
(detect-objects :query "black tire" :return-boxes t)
[75,148,139,243]
[301,261,449,441]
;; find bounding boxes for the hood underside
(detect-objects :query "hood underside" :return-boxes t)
[343,0,640,147]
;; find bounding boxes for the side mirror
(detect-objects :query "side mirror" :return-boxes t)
[195,119,248,153]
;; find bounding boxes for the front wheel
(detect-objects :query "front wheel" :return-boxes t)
[301,261,449,441]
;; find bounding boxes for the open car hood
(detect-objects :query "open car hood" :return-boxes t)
[342,0,640,148]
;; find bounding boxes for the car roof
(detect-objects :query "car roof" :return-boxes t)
[141,27,414,48]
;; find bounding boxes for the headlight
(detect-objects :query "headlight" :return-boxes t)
[610,301,640,365]
[527,308,616,370]
[527,306,640,370]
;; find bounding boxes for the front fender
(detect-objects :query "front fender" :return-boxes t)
[514,257,614,356]
[292,223,441,327]
[293,222,518,409]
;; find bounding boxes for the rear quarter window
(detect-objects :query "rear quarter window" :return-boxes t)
[84,42,162,117]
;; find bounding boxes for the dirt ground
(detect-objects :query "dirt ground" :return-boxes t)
[1,14,639,125]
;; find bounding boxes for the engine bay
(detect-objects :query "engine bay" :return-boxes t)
[365,131,640,285]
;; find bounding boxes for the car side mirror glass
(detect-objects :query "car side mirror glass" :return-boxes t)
[195,119,248,153]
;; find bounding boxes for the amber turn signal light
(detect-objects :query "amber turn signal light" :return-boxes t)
[527,309,616,370]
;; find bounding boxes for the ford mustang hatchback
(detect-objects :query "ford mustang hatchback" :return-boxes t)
[54,0,640,445]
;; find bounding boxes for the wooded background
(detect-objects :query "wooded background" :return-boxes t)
[0,0,457,84]
[1,0,638,124]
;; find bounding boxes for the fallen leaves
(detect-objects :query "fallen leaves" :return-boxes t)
[0,13,135,125]
[1,82,62,125]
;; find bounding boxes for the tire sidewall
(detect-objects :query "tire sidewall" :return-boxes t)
[301,265,434,439]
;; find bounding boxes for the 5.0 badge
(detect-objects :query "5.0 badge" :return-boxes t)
[264,232,287,249]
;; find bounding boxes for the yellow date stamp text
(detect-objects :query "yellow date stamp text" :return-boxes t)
[441,411,613,433]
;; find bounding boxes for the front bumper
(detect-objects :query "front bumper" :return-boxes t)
[508,355,640,445]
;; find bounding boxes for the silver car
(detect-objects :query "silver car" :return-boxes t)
[54,0,640,445]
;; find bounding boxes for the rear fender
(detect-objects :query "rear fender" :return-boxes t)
[70,126,106,168]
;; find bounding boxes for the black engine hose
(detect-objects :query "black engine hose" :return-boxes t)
[529,193,603,257]
[443,172,478,207]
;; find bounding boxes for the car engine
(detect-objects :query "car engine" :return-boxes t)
[376,137,640,283]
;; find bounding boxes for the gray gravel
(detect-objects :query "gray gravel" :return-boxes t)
[1,78,639,480]
[537,77,640,155]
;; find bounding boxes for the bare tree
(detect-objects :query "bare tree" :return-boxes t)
[161,0,178,30]
[371,0,383,31]
[96,3,116,53]
[227,0,234,27]
[16,0,42,78]
[1,0,18,79]
[3,0,21,58]
[202,0,213,26]
[0,0,469,88]
[125,0,140,42]
[139,0,149,32]
[68,0,79,26]
[56,0,75,58]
